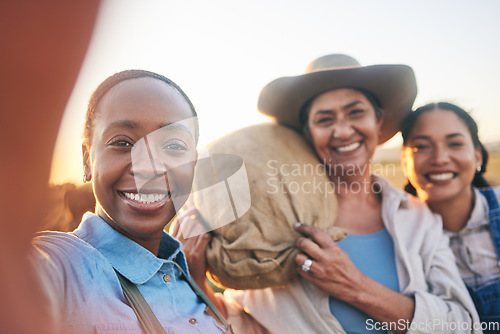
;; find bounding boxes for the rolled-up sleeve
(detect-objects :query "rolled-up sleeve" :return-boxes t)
[408,230,481,333]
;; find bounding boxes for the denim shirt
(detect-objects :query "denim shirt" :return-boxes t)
[32,212,224,334]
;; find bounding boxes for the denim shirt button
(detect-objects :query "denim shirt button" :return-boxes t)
[163,274,171,282]
[189,318,197,325]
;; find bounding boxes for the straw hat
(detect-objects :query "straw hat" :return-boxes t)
[257,54,417,143]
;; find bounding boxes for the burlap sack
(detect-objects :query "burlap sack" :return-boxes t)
[192,123,345,290]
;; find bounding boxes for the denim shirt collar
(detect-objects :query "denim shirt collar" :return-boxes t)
[73,212,189,284]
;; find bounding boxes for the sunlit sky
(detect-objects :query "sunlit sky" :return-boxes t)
[50,0,500,184]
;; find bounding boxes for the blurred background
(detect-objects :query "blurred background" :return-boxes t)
[46,0,500,230]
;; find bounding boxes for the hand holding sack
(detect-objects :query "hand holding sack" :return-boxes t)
[191,123,346,290]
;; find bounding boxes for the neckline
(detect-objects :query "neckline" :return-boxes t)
[342,227,387,240]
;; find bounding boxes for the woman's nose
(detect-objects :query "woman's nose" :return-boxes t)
[432,145,450,165]
[130,138,168,178]
[131,157,167,178]
[332,119,354,139]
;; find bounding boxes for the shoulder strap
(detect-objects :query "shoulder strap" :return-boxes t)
[115,266,233,333]
[479,188,500,261]
[479,187,500,220]
[115,270,167,334]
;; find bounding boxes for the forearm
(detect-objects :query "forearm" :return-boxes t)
[348,274,415,334]
[0,1,99,332]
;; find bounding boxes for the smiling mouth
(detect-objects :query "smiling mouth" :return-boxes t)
[121,192,170,204]
[333,141,362,153]
[427,172,456,181]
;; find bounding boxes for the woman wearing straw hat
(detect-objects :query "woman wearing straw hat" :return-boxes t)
[181,55,480,334]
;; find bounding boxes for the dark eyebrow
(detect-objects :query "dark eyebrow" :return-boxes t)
[314,110,333,116]
[410,133,466,142]
[343,100,363,110]
[103,120,193,138]
[408,134,431,141]
[104,120,139,132]
[313,100,364,116]
[158,122,193,138]
[446,133,466,139]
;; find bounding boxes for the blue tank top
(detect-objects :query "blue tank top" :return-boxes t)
[329,228,399,334]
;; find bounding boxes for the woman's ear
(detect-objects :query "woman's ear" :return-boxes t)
[303,125,313,144]
[82,143,92,182]
[377,109,385,137]
[475,145,483,172]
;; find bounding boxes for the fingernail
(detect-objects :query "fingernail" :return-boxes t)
[294,223,301,229]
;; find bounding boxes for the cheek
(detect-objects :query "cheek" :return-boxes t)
[364,118,382,140]
[169,162,196,192]
[458,152,478,178]
[91,150,129,184]
[309,128,331,149]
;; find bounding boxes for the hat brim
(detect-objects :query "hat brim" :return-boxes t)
[257,64,417,144]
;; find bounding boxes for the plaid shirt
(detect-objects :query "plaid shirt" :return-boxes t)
[446,187,500,288]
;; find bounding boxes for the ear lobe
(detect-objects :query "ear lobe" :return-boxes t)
[475,146,483,171]
[82,143,92,182]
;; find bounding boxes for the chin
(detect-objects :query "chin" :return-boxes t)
[337,159,369,174]
[128,224,166,239]
[424,187,461,203]
[122,212,170,233]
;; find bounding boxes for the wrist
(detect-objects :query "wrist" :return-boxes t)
[345,272,370,306]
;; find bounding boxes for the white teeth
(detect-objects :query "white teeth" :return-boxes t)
[428,173,454,181]
[335,142,361,153]
[123,192,168,204]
